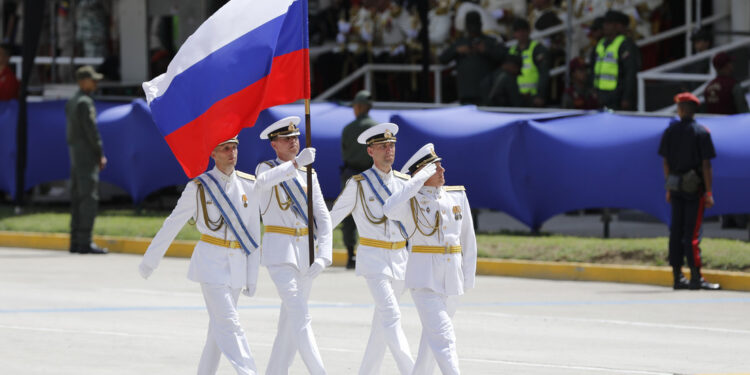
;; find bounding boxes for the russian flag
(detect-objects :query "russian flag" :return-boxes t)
[142,0,310,178]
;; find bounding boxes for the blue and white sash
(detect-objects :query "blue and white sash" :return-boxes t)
[269,160,318,235]
[361,168,408,238]
[196,173,258,255]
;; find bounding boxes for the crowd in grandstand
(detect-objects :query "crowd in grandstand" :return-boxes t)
[308,0,747,112]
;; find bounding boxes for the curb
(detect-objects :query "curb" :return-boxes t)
[2,231,749,292]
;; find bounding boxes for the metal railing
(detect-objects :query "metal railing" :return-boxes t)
[8,56,105,80]
[637,37,750,112]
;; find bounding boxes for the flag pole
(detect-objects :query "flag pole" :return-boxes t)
[305,99,314,266]
[303,0,314,266]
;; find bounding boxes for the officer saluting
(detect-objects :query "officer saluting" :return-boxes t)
[329,123,415,375]
[383,144,477,375]
[139,136,261,375]
[659,93,720,290]
[254,116,332,375]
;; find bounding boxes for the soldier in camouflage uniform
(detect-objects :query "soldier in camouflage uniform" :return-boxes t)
[66,66,107,254]
[340,90,377,269]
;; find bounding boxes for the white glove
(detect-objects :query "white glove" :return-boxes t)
[295,147,316,167]
[306,258,326,279]
[412,162,437,184]
[242,284,257,297]
[138,262,154,279]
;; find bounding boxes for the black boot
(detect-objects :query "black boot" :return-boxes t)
[672,266,689,290]
[689,267,721,290]
[345,246,355,269]
[78,242,108,255]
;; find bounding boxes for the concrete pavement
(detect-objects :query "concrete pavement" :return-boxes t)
[1,247,749,375]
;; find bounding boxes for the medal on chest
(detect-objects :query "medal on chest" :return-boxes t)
[452,205,462,220]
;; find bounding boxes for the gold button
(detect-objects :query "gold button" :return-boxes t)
[442,210,446,214]
[296,238,300,242]
[443,226,447,230]
[447,258,451,262]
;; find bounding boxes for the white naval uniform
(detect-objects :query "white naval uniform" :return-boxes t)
[140,167,261,375]
[255,159,332,375]
[329,166,415,375]
[384,183,477,375]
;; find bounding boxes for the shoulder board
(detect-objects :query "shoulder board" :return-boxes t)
[443,186,466,192]
[236,171,255,181]
[352,174,365,182]
[261,161,276,169]
[192,178,202,186]
[393,171,411,180]
[298,166,316,174]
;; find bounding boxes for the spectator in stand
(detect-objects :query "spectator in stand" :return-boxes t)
[691,28,712,54]
[683,28,712,77]
[508,18,549,107]
[527,0,561,32]
[439,11,506,105]
[0,43,19,100]
[562,57,598,109]
[482,54,523,107]
[454,0,502,39]
[590,10,640,111]
[704,52,749,230]
[582,17,604,64]
[704,53,749,115]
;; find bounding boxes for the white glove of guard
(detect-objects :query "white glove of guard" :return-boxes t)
[138,262,154,279]
[296,147,316,167]
[306,258,326,279]
[412,162,437,184]
[242,284,257,297]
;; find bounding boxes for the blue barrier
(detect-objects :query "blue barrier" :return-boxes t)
[1,99,748,230]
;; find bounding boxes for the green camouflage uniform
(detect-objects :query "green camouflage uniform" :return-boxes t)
[66,90,103,250]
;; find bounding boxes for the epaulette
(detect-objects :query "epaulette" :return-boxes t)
[443,185,465,192]
[298,166,316,174]
[393,170,411,180]
[236,171,256,181]
[352,174,365,181]
[193,178,202,185]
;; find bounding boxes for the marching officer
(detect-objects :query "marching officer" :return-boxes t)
[254,116,332,375]
[340,90,378,269]
[508,18,550,107]
[329,123,415,375]
[658,93,720,291]
[66,65,108,254]
[138,136,262,374]
[590,10,639,111]
[383,144,477,375]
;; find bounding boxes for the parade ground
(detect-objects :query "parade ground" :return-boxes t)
[1,246,749,375]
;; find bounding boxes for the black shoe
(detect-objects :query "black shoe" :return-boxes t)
[673,275,690,290]
[345,259,355,269]
[78,243,108,254]
[689,278,721,290]
[69,245,80,253]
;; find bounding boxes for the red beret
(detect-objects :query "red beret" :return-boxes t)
[674,92,700,105]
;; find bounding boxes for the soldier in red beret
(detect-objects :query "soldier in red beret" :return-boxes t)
[658,92,721,290]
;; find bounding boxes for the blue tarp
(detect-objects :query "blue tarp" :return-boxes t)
[1,100,748,230]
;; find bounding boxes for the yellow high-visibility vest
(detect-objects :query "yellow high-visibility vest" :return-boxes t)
[510,40,539,95]
[594,35,626,91]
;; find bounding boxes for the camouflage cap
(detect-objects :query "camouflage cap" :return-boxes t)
[75,65,103,81]
[352,90,372,106]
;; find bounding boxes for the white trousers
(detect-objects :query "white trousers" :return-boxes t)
[359,277,414,375]
[410,289,460,375]
[266,265,326,375]
[198,283,257,375]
